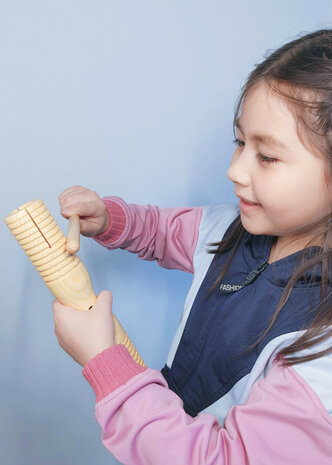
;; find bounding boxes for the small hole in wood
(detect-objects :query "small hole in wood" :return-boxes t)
[89,306,93,310]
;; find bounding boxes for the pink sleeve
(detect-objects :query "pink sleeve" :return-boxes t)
[92,196,204,273]
[83,347,332,465]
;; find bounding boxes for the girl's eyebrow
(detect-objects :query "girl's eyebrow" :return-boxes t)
[235,118,289,150]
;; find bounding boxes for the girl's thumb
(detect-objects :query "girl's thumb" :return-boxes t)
[94,290,113,312]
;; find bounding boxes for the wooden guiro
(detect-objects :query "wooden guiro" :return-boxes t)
[4,198,145,367]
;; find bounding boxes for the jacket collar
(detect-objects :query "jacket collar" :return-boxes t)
[243,230,324,287]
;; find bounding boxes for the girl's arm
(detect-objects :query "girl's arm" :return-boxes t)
[83,346,332,465]
[92,196,204,273]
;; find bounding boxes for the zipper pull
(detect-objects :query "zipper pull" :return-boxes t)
[243,261,268,286]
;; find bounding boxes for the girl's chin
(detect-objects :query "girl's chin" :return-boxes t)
[239,215,271,236]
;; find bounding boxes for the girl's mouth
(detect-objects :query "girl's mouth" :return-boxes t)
[239,198,262,211]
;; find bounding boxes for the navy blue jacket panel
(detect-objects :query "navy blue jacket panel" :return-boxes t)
[162,217,323,416]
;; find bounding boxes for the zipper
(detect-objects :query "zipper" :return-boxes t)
[219,261,269,293]
[180,260,269,394]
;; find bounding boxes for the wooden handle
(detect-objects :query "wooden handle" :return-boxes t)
[66,215,80,254]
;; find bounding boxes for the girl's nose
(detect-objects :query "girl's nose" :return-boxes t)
[227,152,251,186]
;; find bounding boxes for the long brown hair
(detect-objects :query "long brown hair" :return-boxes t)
[206,29,332,366]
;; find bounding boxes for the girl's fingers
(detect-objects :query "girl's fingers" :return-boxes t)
[61,201,99,219]
[58,185,88,203]
[52,298,72,314]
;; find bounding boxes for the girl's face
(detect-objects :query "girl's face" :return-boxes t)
[227,82,332,249]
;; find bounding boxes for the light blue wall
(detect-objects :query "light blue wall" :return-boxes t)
[1,1,331,464]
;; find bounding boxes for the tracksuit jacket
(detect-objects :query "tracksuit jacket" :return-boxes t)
[82,195,332,465]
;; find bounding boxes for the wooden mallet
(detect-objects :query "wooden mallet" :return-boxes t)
[66,214,80,254]
[4,199,145,367]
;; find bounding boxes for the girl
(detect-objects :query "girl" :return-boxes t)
[54,28,332,464]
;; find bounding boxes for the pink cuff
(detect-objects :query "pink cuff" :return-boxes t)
[82,345,147,402]
[93,196,127,244]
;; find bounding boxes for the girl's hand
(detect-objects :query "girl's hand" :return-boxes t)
[58,185,110,237]
[53,290,115,367]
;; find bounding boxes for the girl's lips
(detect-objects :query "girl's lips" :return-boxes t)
[239,198,262,211]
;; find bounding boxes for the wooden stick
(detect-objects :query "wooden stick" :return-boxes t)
[66,215,80,254]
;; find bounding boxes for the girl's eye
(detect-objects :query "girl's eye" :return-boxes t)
[233,137,245,147]
[232,138,279,165]
[256,153,279,164]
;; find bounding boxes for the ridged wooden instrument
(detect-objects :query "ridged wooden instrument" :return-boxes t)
[4,199,145,367]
